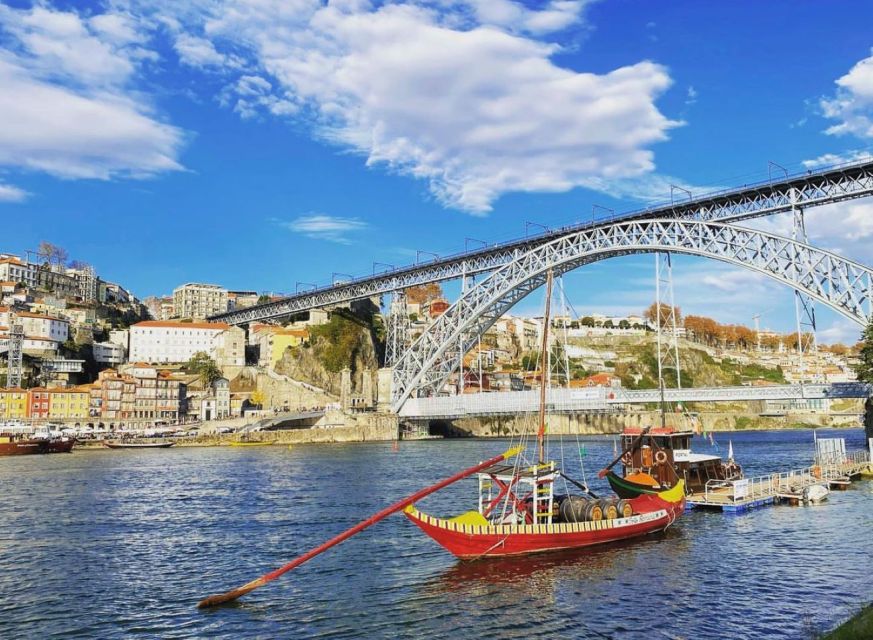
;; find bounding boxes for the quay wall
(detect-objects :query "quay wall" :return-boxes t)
[439,411,862,438]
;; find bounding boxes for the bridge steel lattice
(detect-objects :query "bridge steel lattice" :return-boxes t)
[391,219,873,412]
[212,159,873,326]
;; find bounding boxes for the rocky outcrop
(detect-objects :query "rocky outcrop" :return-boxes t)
[274,313,381,397]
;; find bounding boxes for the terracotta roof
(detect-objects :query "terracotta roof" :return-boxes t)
[132,320,230,330]
[14,311,69,322]
[0,387,27,393]
[0,257,24,265]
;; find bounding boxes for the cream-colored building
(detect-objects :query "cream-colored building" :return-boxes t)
[172,283,228,319]
[211,326,245,367]
[129,320,232,364]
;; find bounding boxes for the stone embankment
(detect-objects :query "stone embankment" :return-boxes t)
[439,410,862,438]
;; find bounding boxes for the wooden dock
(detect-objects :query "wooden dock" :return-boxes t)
[686,451,871,513]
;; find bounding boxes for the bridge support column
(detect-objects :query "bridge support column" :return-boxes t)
[376,367,394,412]
[865,396,873,443]
[340,367,352,411]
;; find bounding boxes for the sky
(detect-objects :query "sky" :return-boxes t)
[2,0,873,344]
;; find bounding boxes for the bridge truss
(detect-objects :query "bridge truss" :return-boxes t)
[212,159,873,326]
[391,219,873,411]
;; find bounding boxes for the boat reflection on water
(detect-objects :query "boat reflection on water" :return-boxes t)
[428,526,688,596]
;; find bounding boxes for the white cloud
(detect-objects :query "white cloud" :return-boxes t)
[174,33,227,68]
[685,85,697,105]
[818,319,862,345]
[278,215,368,244]
[0,5,185,181]
[143,0,680,213]
[802,149,873,169]
[0,182,28,202]
[821,49,873,138]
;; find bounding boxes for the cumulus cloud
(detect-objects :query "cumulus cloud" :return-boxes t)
[277,214,368,244]
[821,48,873,138]
[0,4,185,181]
[139,0,679,213]
[0,182,28,202]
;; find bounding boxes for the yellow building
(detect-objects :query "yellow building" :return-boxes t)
[257,328,309,367]
[0,388,28,419]
[47,386,92,421]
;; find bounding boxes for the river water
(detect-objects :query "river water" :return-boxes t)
[1,428,871,639]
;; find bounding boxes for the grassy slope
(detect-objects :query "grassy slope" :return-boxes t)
[822,604,873,640]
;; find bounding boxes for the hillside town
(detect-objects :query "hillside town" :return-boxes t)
[0,244,863,430]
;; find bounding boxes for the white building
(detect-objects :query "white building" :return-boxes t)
[129,320,233,364]
[173,283,228,319]
[0,255,37,289]
[93,341,126,365]
[15,312,69,343]
[108,329,129,352]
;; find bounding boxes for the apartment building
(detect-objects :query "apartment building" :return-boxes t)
[129,320,231,364]
[173,283,228,319]
[89,366,186,422]
[0,255,37,288]
[0,388,28,419]
[93,341,126,366]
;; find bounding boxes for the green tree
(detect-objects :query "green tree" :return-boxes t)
[580,316,595,327]
[854,320,873,383]
[257,293,272,304]
[186,351,222,387]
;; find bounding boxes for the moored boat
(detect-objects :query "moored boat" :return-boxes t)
[606,426,743,497]
[0,431,74,456]
[405,271,685,560]
[104,441,175,449]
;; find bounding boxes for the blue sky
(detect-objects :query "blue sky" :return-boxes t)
[2,1,873,343]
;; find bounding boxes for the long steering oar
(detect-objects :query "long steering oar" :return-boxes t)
[197,445,524,608]
[597,425,653,478]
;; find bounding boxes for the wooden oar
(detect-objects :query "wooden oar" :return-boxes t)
[597,425,653,478]
[197,445,525,608]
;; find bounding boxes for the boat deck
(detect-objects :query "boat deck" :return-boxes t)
[686,455,871,513]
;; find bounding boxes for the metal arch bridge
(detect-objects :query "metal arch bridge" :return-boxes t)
[390,219,873,412]
[398,383,873,419]
[211,158,873,326]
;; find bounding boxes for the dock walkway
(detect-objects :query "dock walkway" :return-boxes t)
[686,452,871,513]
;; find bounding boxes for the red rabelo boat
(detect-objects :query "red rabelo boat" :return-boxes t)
[403,271,685,559]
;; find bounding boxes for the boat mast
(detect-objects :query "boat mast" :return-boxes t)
[537,270,554,464]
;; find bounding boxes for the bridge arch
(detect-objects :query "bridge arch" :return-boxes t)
[391,219,873,412]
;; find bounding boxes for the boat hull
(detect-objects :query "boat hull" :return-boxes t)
[605,471,660,499]
[0,439,74,456]
[104,442,175,449]
[405,492,684,559]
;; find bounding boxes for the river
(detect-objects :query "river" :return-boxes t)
[2,428,871,639]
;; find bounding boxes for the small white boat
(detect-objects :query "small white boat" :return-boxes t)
[802,484,830,504]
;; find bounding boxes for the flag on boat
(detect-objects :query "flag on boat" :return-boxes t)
[728,440,734,461]
[579,445,588,457]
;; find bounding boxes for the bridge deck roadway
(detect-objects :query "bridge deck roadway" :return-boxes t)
[398,383,871,419]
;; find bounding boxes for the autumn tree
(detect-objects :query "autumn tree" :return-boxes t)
[250,389,267,409]
[405,283,443,305]
[644,302,682,329]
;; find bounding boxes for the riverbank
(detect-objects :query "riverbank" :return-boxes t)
[440,410,862,438]
[821,603,873,639]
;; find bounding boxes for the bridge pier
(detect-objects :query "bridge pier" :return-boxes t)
[865,396,873,442]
